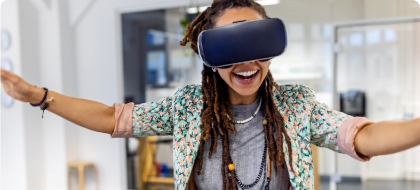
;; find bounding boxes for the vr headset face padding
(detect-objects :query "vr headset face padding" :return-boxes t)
[198,18,287,68]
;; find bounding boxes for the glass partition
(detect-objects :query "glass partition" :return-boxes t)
[334,18,420,184]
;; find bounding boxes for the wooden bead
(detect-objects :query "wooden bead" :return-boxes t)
[262,119,268,126]
[228,164,235,171]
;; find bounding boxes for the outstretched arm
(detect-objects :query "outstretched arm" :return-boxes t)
[1,69,115,134]
[355,118,420,156]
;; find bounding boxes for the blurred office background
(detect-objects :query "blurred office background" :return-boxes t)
[1,0,420,189]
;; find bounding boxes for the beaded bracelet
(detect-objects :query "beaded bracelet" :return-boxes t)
[29,86,50,118]
[30,87,48,107]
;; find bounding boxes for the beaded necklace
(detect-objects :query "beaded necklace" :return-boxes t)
[226,98,262,124]
[220,97,271,189]
[223,113,271,189]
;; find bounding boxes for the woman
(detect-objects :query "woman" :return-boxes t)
[1,0,420,189]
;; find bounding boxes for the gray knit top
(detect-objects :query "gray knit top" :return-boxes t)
[194,96,290,190]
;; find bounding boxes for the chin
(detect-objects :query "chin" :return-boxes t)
[233,86,260,96]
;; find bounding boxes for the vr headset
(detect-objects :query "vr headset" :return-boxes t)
[197,18,287,68]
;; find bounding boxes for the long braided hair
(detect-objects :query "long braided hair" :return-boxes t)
[180,0,295,189]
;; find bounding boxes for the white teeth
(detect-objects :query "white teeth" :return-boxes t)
[234,70,258,77]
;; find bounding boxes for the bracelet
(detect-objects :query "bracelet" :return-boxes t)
[30,87,48,107]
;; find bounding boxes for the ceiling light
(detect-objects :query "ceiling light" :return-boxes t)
[187,6,210,14]
[199,6,209,12]
[415,0,420,6]
[187,7,198,14]
[256,0,280,6]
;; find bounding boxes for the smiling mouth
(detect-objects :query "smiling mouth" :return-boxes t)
[233,70,259,80]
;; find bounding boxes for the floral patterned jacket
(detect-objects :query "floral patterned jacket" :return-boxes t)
[112,84,374,190]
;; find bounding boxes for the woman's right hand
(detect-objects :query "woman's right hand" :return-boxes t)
[1,69,38,103]
[2,68,116,134]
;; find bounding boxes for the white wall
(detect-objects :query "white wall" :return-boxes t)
[1,1,27,189]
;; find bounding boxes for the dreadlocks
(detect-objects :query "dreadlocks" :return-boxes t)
[180,1,295,189]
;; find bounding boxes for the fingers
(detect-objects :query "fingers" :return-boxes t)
[0,68,6,88]
[1,69,10,80]
[1,79,6,91]
[1,69,19,84]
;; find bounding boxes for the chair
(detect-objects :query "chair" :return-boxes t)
[137,136,174,190]
[312,144,320,190]
[67,162,98,190]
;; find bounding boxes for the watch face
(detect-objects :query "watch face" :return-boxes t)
[1,29,11,52]
[1,58,14,108]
